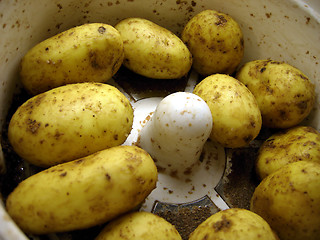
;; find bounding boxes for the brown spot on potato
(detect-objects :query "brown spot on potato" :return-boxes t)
[26,119,41,134]
[304,126,319,134]
[137,177,146,185]
[98,26,106,34]
[22,93,46,112]
[250,120,256,128]
[74,159,84,165]
[213,215,232,232]
[279,109,288,120]
[243,135,253,143]
[215,14,228,26]
[54,130,64,140]
[299,74,308,81]
[296,100,308,112]
[105,173,111,180]
[114,134,118,140]
[89,51,103,69]
[269,60,282,65]
[260,67,266,73]
[265,86,274,94]
[263,139,277,149]
[214,92,221,99]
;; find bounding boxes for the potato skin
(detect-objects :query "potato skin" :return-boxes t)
[115,18,192,79]
[236,60,315,128]
[193,74,262,148]
[20,23,124,95]
[8,82,133,167]
[181,9,244,76]
[189,208,278,240]
[6,146,158,235]
[250,161,320,240]
[256,126,320,179]
[95,211,182,240]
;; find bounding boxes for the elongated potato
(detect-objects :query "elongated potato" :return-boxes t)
[256,126,320,179]
[251,161,320,240]
[20,23,124,95]
[236,60,315,128]
[181,9,244,76]
[6,146,158,235]
[95,211,182,240]
[115,18,192,79]
[8,82,133,167]
[189,208,278,240]
[193,74,262,148]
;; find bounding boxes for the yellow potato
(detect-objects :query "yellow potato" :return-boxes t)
[20,23,124,95]
[95,211,181,240]
[236,60,315,128]
[256,126,320,179]
[250,161,320,240]
[181,9,244,76]
[193,74,262,148]
[115,18,192,79]
[189,208,278,240]
[6,146,158,235]
[8,82,133,167]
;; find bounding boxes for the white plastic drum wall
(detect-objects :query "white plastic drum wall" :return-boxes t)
[0,0,320,239]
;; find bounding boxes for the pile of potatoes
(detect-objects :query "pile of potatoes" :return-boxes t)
[4,8,320,240]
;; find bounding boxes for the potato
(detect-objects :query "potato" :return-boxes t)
[193,74,262,148]
[256,126,320,179]
[8,82,133,167]
[115,18,192,79]
[236,60,315,128]
[189,208,278,240]
[6,145,158,235]
[181,9,244,76]
[95,211,181,240]
[20,23,124,95]
[250,161,320,240]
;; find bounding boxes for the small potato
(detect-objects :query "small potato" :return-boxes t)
[236,60,315,128]
[193,74,262,148]
[6,146,158,235]
[8,82,133,167]
[256,126,320,179]
[251,161,320,240]
[189,208,278,240]
[181,9,244,76]
[115,18,192,79]
[95,211,182,240]
[21,23,124,95]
